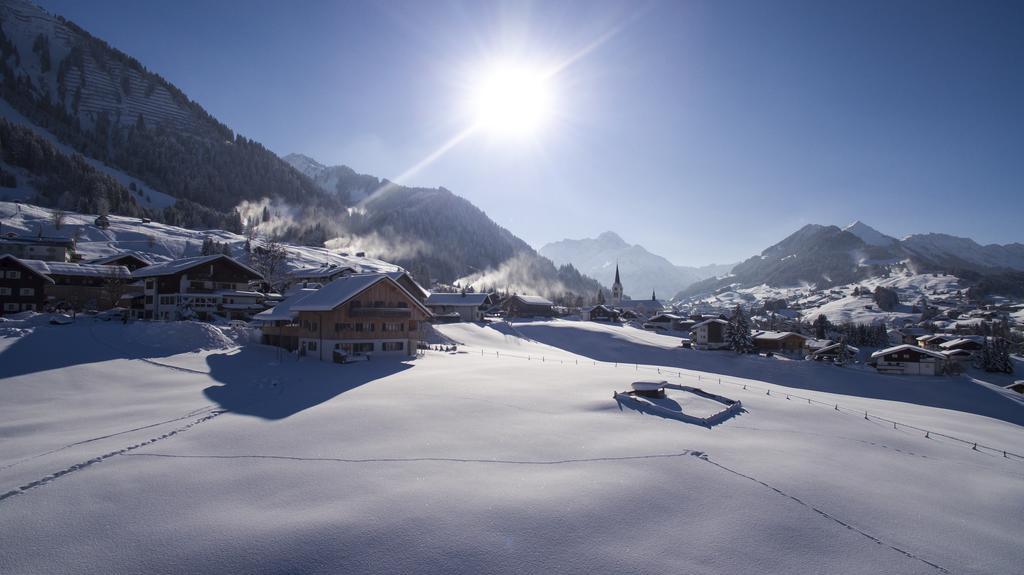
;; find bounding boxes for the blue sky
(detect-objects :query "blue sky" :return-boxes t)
[36,0,1024,265]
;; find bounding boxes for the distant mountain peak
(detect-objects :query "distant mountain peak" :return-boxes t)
[595,231,627,247]
[843,221,897,246]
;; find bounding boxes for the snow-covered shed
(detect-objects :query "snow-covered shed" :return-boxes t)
[501,295,555,318]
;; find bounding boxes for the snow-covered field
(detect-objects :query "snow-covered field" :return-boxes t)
[1,316,1022,574]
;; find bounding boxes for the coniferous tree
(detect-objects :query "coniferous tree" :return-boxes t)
[727,305,754,354]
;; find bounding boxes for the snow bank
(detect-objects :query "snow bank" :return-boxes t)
[115,321,236,354]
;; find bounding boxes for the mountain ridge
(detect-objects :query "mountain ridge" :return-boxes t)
[539,232,734,299]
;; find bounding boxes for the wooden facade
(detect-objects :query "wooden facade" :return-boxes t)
[0,255,50,315]
[753,332,809,354]
[263,277,430,361]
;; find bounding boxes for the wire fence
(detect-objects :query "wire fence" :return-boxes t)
[425,345,1024,463]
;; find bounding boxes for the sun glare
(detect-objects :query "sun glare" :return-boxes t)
[468,62,553,138]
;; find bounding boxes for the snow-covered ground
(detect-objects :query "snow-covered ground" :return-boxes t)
[0,201,401,274]
[1,316,1022,573]
[680,272,970,326]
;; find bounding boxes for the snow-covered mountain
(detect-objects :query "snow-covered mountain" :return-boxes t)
[681,222,1024,298]
[539,232,732,299]
[284,154,605,298]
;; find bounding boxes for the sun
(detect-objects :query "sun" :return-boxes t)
[468,61,554,138]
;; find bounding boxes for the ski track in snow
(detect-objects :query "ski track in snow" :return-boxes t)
[0,410,225,504]
[0,405,218,473]
[697,453,953,574]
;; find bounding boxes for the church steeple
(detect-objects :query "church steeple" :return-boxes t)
[611,263,623,305]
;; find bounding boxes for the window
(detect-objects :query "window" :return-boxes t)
[397,302,408,308]
[334,322,352,333]
[382,322,404,333]
[21,303,34,311]
[4,303,18,312]
[353,342,374,353]
[306,341,318,352]
[146,279,155,289]
[19,288,34,296]
[6,270,20,279]
[145,296,153,304]
[382,342,404,352]
[0,287,10,296]
[350,301,362,309]
[354,323,364,332]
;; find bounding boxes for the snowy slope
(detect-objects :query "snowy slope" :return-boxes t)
[0,201,401,274]
[0,316,1021,574]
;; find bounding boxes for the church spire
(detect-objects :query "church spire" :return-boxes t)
[611,262,623,305]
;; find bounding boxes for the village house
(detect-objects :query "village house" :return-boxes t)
[870,344,948,376]
[131,254,265,320]
[259,273,431,361]
[0,254,51,314]
[425,292,496,322]
[502,294,555,318]
[916,333,959,350]
[21,259,133,311]
[582,304,620,322]
[0,236,76,262]
[752,331,810,355]
[689,318,730,350]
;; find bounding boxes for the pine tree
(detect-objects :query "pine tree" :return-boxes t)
[835,337,851,366]
[813,314,829,340]
[727,305,754,354]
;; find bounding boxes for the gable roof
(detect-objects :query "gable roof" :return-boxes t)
[648,313,682,321]
[0,254,54,283]
[133,254,262,279]
[290,274,431,314]
[386,271,429,300]
[870,344,947,360]
[426,292,492,306]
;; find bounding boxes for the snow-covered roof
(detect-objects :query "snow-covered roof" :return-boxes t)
[253,289,319,321]
[690,318,728,330]
[386,271,429,299]
[753,330,809,341]
[507,295,554,307]
[290,274,431,314]
[25,260,132,280]
[941,349,973,357]
[648,313,682,321]
[426,292,491,307]
[870,344,947,360]
[938,337,984,349]
[133,254,261,279]
[216,290,264,298]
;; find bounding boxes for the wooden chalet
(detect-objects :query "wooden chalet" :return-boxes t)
[752,331,810,355]
[21,259,133,311]
[870,344,948,376]
[582,304,620,322]
[0,254,51,315]
[0,236,75,262]
[810,342,860,362]
[258,273,431,361]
